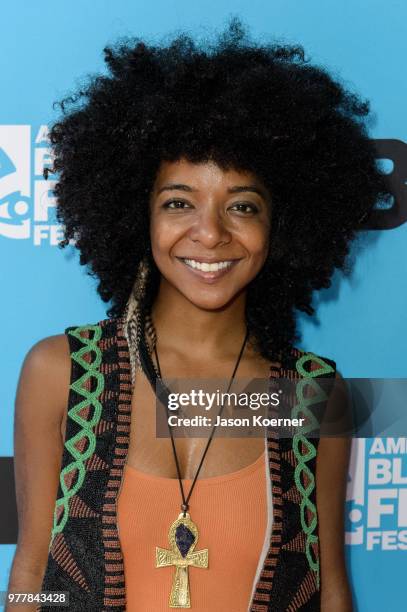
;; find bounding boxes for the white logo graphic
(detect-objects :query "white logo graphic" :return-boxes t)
[0,125,65,245]
[346,438,407,550]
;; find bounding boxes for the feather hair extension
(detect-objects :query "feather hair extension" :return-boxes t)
[123,257,157,385]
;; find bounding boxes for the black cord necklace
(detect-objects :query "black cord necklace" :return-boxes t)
[137,320,248,608]
[153,330,249,517]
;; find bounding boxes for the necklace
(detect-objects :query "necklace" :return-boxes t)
[137,319,249,608]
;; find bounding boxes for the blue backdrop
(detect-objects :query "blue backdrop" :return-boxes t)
[1,1,406,610]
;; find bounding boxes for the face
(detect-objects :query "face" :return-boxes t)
[149,157,272,311]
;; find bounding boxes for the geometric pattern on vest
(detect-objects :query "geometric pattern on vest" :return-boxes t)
[39,320,121,611]
[39,317,336,612]
[249,349,336,612]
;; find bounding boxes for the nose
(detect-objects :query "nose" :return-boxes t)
[187,206,232,248]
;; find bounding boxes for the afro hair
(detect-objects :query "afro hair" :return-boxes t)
[47,17,389,361]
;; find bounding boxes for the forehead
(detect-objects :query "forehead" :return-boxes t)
[152,157,266,191]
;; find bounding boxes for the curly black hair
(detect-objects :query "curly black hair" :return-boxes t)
[48,17,389,362]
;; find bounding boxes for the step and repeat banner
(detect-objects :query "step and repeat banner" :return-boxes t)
[1,1,406,610]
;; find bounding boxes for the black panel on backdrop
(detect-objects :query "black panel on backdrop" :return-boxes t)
[0,457,18,544]
[365,138,407,230]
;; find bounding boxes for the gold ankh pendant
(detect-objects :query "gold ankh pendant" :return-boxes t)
[156,512,209,608]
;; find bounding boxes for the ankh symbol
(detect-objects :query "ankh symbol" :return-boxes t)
[156,512,209,608]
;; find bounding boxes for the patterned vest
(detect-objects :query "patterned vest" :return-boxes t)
[39,316,336,612]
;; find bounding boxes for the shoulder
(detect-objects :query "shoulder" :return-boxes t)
[22,333,70,378]
[20,318,112,383]
[16,334,72,412]
[15,334,72,435]
[23,316,121,373]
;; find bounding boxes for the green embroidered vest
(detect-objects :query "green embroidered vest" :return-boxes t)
[39,316,336,611]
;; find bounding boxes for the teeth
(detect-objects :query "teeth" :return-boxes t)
[183,259,234,272]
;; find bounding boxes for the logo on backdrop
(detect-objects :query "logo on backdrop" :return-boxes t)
[0,127,406,245]
[0,125,64,245]
[371,139,407,230]
[346,438,407,550]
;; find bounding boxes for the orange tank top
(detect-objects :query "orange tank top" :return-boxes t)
[117,450,269,611]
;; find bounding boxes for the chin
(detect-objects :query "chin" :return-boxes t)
[181,289,243,312]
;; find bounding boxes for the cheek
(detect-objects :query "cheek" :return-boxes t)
[150,217,169,249]
[150,221,182,262]
[243,226,270,260]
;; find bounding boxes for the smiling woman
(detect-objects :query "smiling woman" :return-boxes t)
[7,16,387,612]
[149,159,272,308]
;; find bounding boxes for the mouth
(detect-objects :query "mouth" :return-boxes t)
[175,257,241,282]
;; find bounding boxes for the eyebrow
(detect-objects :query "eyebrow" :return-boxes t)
[156,183,269,199]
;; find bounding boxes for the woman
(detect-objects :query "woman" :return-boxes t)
[7,18,388,612]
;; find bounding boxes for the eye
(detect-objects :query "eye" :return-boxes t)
[230,202,259,215]
[162,199,191,210]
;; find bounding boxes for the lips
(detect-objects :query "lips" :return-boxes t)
[176,256,240,264]
[176,256,241,283]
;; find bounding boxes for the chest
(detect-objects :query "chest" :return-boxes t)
[125,360,271,479]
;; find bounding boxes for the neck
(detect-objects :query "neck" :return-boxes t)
[150,282,248,360]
